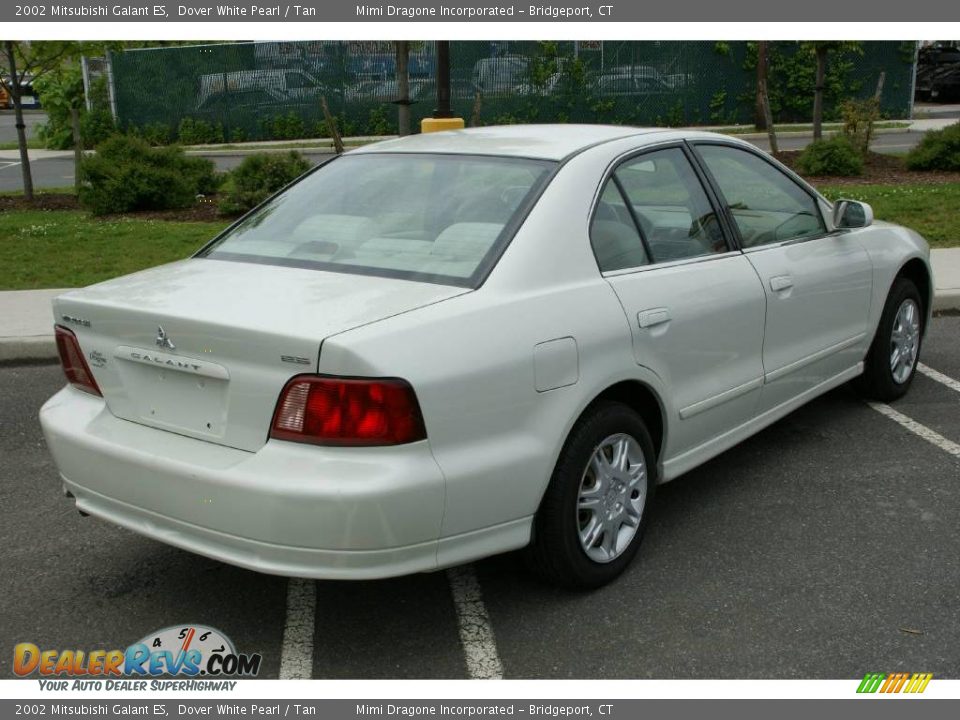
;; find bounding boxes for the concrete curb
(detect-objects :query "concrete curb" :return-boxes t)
[0,336,57,363]
[933,291,960,312]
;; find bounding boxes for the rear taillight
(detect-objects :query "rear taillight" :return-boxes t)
[54,325,102,397]
[270,376,427,446]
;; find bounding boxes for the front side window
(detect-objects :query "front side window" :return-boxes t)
[201,153,555,286]
[696,144,826,248]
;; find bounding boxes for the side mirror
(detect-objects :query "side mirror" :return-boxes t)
[833,200,874,229]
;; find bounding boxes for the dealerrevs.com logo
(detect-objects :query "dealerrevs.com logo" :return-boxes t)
[13,625,262,689]
[857,672,933,694]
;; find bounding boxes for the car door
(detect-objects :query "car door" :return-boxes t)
[591,144,767,458]
[692,142,874,411]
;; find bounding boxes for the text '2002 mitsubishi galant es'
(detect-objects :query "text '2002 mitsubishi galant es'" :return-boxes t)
[40,125,932,588]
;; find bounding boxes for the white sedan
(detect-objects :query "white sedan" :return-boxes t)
[40,125,932,588]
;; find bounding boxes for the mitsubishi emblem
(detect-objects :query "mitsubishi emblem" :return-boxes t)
[156,326,176,351]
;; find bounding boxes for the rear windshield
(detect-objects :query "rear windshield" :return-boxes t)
[200,153,556,287]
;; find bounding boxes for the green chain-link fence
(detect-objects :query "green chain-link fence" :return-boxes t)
[108,40,916,143]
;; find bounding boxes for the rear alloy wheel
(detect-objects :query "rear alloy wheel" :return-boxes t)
[526,402,655,589]
[859,277,923,401]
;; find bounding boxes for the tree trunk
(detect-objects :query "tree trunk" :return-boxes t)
[395,41,410,137]
[755,42,768,130]
[71,107,82,194]
[4,41,34,201]
[759,77,779,155]
[812,46,828,141]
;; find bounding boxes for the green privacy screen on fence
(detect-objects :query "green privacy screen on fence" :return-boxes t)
[109,41,917,143]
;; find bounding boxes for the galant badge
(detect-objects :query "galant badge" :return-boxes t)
[155,325,176,351]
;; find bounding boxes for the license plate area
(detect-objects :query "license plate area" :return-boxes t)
[114,346,230,438]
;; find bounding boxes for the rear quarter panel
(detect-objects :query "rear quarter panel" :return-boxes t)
[316,142,674,540]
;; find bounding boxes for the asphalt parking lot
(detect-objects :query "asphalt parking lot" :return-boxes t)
[1,316,958,680]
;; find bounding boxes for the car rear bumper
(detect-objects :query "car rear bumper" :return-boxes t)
[39,385,448,579]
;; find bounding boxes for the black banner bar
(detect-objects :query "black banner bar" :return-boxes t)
[3,0,960,23]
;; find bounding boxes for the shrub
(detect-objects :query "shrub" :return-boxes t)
[840,97,880,154]
[906,122,960,171]
[795,136,864,176]
[79,109,118,148]
[79,136,219,215]
[262,112,307,140]
[34,68,117,150]
[177,117,224,145]
[218,151,311,216]
[135,122,174,146]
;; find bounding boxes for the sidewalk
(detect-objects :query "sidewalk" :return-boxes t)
[1,118,955,162]
[2,250,958,363]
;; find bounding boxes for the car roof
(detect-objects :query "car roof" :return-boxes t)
[351,124,723,161]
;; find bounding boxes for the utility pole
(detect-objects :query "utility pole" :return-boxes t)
[395,41,411,136]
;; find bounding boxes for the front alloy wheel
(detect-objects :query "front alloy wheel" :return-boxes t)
[859,276,923,401]
[890,298,921,385]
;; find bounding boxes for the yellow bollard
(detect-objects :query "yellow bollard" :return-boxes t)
[420,117,465,133]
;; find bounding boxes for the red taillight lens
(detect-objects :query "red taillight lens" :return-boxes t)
[54,325,102,397]
[270,376,427,446]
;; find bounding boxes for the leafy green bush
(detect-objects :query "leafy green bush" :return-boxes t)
[177,117,224,145]
[906,122,960,171]
[840,97,880,154]
[134,122,174,146]
[79,136,219,215]
[218,151,311,216]
[262,112,307,140]
[795,136,864,176]
[34,68,117,150]
[79,109,117,148]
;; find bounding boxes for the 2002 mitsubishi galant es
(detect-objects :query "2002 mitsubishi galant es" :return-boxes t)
[41,126,932,588]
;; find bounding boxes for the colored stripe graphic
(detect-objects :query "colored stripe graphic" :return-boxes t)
[857,673,886,693]
[857,672,932,694]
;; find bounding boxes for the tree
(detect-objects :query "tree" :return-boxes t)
[0,41,107,200]
[756,43,778,155]
[803,41,862,141]
[755,41,768,130]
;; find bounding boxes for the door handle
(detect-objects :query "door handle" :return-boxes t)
[770,275,794,292]
[638,307,671,328]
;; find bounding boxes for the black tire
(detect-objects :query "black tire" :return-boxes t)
[858,277,923,401]
[525,401,656,589]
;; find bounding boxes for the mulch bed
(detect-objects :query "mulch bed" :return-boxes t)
[0,194,229,222]
[777,150,960,186]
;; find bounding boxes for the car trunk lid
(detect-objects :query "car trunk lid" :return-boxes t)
[53,259,468,452]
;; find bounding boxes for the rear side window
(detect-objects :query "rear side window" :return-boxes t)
[591,147,727,272]
[201,153,555,287]
[696,144,826,247]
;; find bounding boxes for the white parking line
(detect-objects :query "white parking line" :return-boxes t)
[278,578,316,679]
[447,565,504,679]
[918,363,960,395]
[0,161,22,171]
[868,402,960,458]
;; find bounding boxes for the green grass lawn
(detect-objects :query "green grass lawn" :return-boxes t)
[1,182,957,290]
[817,183,960,247]
[0,210,229,290]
